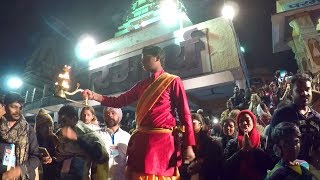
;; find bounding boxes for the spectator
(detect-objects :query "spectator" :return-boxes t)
[56,105,108,180]
[258,88,271,106]
[35,109,59,180]
[80,106,100,130]
[220,118,237,149]
[100,107,130,180]
[267,73,320,163]
[279,83,291,102]
[311,90,320,113]
[0,92,40,180]
[248,93,261,116]
[183,113,224,180]
[228,109,241,120]
[256,102,272,126]
[211,123,222,137]
[239,89,247,109]
[224,110,273,180]
[220,100,233,121]
[266,122,312,179]
[230,85,244,108]
[269,82,280,114]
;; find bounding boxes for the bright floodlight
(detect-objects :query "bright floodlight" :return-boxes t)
[160,0,179,25]
[7,77,23,89]
[75,36,96,60]
[222,4,235,20]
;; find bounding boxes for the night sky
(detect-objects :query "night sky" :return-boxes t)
[0,0,296,89]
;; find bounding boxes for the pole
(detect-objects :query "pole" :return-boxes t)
[24,90,29,103]
[42,84,48,98]
[31,88,36,102]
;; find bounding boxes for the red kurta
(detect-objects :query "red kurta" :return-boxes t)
[101,69,195,176]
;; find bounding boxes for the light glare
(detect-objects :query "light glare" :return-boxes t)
[7,77,23,89]
[140,21,148,27]
[75,36,96,60]
[240,46,245,53]
[160,0,178,25]
[213,118,219,124]
[222,5,235,20]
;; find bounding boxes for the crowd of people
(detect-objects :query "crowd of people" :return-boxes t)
[0,45,319,180]
[188,72,320,179]
[0,92,130,180]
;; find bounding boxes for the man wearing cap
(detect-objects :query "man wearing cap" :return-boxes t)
[82,45,195,179]
[101,107,130,180]
[0,92,40,180]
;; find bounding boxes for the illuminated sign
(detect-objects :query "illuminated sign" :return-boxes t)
[282,0,320,11]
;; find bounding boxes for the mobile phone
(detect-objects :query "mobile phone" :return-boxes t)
[39,147,51,158]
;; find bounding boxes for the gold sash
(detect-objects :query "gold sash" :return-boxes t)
[135,73,177,126]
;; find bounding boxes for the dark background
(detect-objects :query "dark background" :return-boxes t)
[0,0,297,88]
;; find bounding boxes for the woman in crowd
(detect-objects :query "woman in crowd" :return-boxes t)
[220,118,237,150]
[224,110,273,179]
[257,88,271,106]
[248,93,261,116]
[269,82,280,114]
[228,109,241,120]
[256,102,272,126]
[182,113,224,180]
[80,106,100,130]
[35,109,59,180]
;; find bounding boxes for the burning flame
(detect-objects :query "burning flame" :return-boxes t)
[55,65,71,90]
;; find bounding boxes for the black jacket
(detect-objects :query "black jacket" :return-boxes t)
[267,103,320,162]
[224,138,273,180]
[21,127,41,180]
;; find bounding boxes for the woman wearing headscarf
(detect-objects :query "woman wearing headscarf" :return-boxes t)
[224,110,273,180]
[35,109,59,180]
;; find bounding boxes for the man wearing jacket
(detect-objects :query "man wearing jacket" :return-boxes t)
[267,73,320,163]
[0,92,40,180]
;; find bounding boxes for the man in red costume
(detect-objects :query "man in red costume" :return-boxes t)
[82,45,195,179]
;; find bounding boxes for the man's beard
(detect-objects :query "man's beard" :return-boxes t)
[106,118,119,128]
[5,113,21,121]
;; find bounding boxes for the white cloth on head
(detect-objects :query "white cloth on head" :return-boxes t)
[105,107,123,121]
